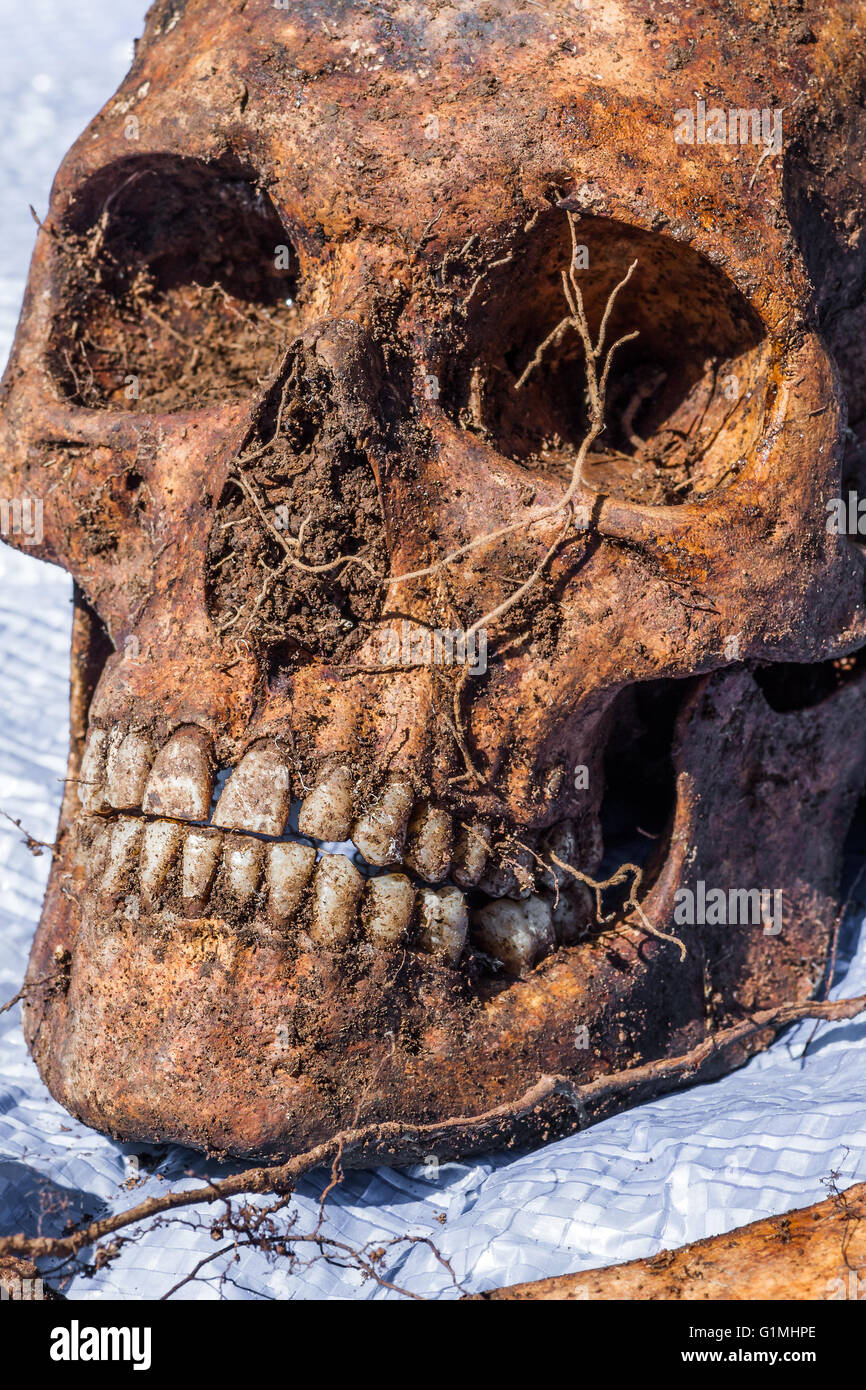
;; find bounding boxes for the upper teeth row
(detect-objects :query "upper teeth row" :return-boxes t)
[77,724,532,894]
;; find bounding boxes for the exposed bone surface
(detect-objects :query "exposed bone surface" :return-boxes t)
[310,853,364,946]
[362,872,415,948]
[352,779,414,865]
[297,765,355,841]
[266,841,317,925]
[143,727,213,822]
[213,741,291,836]
[472,897,555,975]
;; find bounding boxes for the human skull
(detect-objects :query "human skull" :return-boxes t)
[2,0,866,1161]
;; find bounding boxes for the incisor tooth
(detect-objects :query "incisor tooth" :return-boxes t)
[472,896,554,976]
[101,816,143,895]
[416,886,468,965]
[223,836,264,905]
[140,819,183,906]
[352,779,413,866]
[182,829,223,905]
[143,727,213,822]
[267,841,316,925]
[79,728,108,812]
[363,873,414,949]
[452,821,491,888]
[213,741,290,836]
[106,730,154,810]
[310,853,363,947]
[298,765,354,841]
[404,805,453,883]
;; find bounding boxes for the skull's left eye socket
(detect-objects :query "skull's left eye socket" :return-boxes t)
[47,155,299,412]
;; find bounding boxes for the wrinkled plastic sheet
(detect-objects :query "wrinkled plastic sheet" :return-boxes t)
[1,0,865,1301]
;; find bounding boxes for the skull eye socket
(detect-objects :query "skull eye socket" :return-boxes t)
[437,212,768,505]
[47,155,299,412]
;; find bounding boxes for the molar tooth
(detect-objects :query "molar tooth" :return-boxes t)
[310,853,363,948]
[404,805,453,883]
[352,779,413,866]
[362,873,414,949]
[181,828,223,907]
[100,816,143,895]
[452,820,491,888]
[540,821,596,943]
[416,886,468,965]
[223,835,264,905]
[471,896,555,976]
[266,842,317,926]
[79,728,109,812]
[297,765,354,841]
[143,727,213,822]
[140,819,183,907]
[213,741,290,836]
[106,730,154,810]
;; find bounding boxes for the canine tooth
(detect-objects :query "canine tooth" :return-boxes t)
[267,842,316,925]
[223,836,264,905]
[106,730,154,810]
[416,886,468,965]
[101,816,143,894]
[298,765,354,841]
[213,741,290,836]
[182,829,223,904]
[404,805,453,883]
[472,896,555,976]
[352,779,414,866]
[362,873,414,949]
[140,819,183,906]
[143,727,213,822]
[310,853,363,947]
[452,821,491,888]
[79,728,108,812]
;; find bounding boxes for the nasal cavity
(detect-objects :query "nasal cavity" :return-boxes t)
[47,154,301,412]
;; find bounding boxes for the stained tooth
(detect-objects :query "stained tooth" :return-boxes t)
[106,730,154,810]
[471,896,555,976]
[404,805,453,883]
[182,829,223,906]
[298,765,354,841]
[100,816,143,895]
[79,728,108,812]
[140,819,183,907]
[362,873,414,949]
[213,741,290,836]
[310,853,363,947]
[223,835,264,905]
[452,821,491,888]
[266,842,316,925]
[416,886,468,965]
[541,821,596,943]
[143,727,213,822]
[352,779,413,866]
[507,844,536,900]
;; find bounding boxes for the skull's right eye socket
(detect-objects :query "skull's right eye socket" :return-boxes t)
[47,155,299,412]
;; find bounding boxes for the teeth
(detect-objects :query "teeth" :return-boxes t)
[477,841,535,900]
[352,779,414,866]
[416,886,468,965]
[310,853,363,947]
[452,820,491,888]
[182,829,223,906]
[471,896,555,976]
[79,728,108,812]
[143,727,213,822]
[140,819,183,907]
[100,815,143,895]
[540,820,596,943]
[298,765,354,841]
[213,741,291,836]
[266,841,316,926]
[404,805,453,883]
[362,873,414,949]
[223,835,264,905]
[106,730,154,810]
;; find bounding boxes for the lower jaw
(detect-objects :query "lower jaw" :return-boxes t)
[22,664,866,1162]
